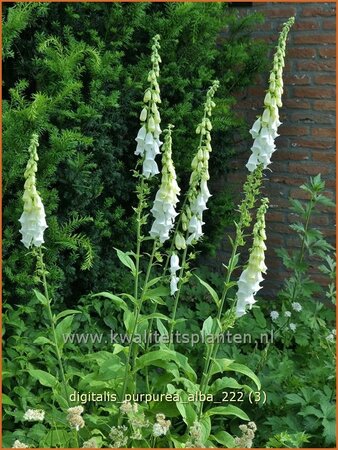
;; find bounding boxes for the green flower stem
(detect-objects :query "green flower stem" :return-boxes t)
[120,239,158,403]
[168,235,189,348]
[197,243,239,419]
[197,166,264,418]
[37,248,70,407]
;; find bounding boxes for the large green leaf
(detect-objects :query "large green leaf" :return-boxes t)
[55,309,82,322]
[135,349,196,381]
[33,289,48,306]
[115,248,136,275]
[29,369,58,388]
[205,405,249,421]
[195,275,220,307]
[221,362,261,391]
[212,431,236,448]
[55,315,74,351]
[92,292,129,312]
[208,376,243,394]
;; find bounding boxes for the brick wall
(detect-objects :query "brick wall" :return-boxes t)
[216,2,336,298]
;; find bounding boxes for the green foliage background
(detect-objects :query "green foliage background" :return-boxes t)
[3,2,268,308]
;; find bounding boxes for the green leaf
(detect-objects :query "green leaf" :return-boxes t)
[212,431,236,448]
[92,292,129,312]
[201,316,213,337]
[33,289,48,306]
[195,275,220,307]
[28,369,58,388]
[2,394,16,406]
[55,309,81,322]
[135,349,196,381]
[205,405,249,421]
[33,336,55,346]
[156,319,168,337]
[143,286,170,300]
[252,307,266,328]
[115,248,136,275]
[209,358,234,376]
[138,313,169,324]
[208,377,243,394]
[174,390,197,427]
[222,362,261,391]
[55,315,74,351]
[200,415,211,444]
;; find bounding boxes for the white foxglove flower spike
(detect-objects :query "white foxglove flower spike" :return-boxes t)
[19,133,48,249]
[134,35,163,178]
[150,126,180,243]
[246,17,294,172]
[235,198,269,317]
[185,80,219,245]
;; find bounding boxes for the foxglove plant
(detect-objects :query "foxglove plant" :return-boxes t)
[150,125,180,243]
[235,198,269,317]
[18,135,82,442]
[246,17,295,172]
[197,17,294,420]
[185,80,219,245]
[135,34,162,178]
[19,133,48,248]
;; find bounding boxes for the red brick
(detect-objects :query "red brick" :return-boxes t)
[266,211,286,222]
[288,48,316,59]
[284,99,311,109]
[319,47,336,58]
[294,86,335,99]
[284,74,311,86]
[281,126,310,136]
[259,7,297,18]
[302,6,336,17]
[312,151,336,163]
[294,20,320,31]
[290,188,313,200]
[310,215,330,226]
[270,175,310,186]
[294,34,336,45]
[297,60,335,71]
[288,162,330,175]
[312,128,336,138]
[323,19,336,30]
[313,100,336,111]
[296,139,334,150]
[314,74,336,85]
[290,111,335,124]
[273,150,310,161]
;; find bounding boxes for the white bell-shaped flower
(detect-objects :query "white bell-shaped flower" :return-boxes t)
[19,134,48,249]
[235,199,269,317]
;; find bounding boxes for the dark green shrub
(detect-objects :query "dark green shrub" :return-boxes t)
[3,2,268,307]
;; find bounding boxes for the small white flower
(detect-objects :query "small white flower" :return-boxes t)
[270,311,279,321]
[67,406,84,415]
[12,440,29,449]
[289,323,297,332]
[291,302,302,312]
[23,408,45,422]
[284,311,291,317]
[153,422,167,437]
[169,253,180,296]
[326,333,335,342]
[332,329,336,336]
